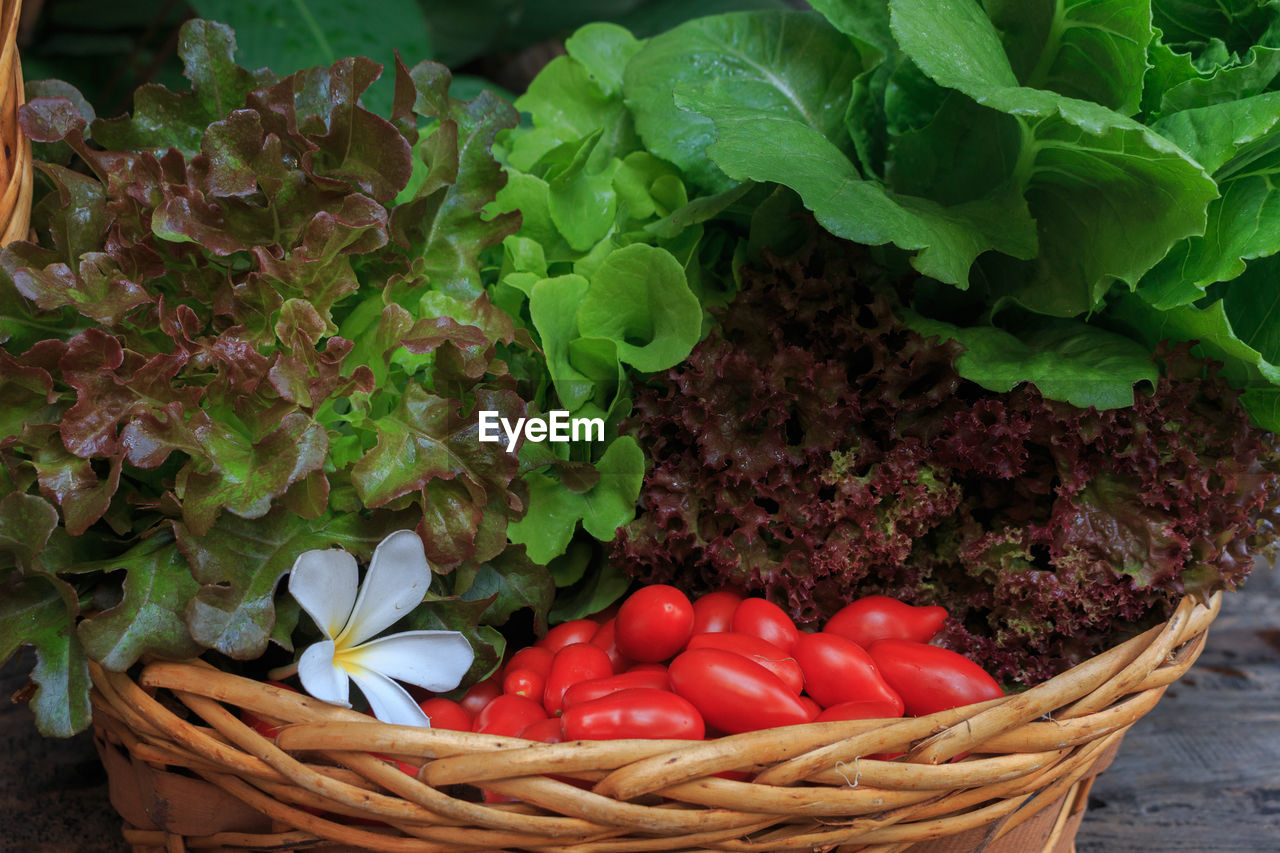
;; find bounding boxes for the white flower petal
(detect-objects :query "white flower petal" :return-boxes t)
[288,548,359,640]
[338,530,432,647]
[341,631,475,693]
[297,640,351,708]
[345,662,432,727]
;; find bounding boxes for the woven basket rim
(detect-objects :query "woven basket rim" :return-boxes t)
[0,0,31,247]
[88,591,1221,853]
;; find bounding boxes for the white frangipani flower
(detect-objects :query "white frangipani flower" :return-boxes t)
[289,530,473,727]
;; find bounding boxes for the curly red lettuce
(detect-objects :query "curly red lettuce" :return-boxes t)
[614,237,1280,685]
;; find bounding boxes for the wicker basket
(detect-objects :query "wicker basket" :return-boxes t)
[0,0,29,245]
[88,591,1219,853]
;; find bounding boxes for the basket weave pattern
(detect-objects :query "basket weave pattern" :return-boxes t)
[88,592,1219,853]
[0,0,28,245]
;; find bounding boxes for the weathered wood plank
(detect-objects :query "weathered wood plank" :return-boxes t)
[1076,566,1280,852]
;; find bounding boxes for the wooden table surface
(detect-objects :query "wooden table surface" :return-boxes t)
[3,568,1278,852]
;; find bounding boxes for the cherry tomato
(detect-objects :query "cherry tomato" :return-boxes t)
[418,697,472,731]
[561,669,672,709]
[543,642,614,715]
[824,596,949,648]
[731,597,799,652]
[458,676,502,718]
[685,632,803,694]
[589,618,633,673]
[538,619,601,654]
[615,584,695,662]
[814,699,905,722]
[474,694,548,736]
[562,688,705,741]
[691,590,743,636]
[868,640,1003,716]
[792,632,904,713]
[520,716,566,743]
[504,645,554,678]
[668,648,811,734]
[503,667,546,700]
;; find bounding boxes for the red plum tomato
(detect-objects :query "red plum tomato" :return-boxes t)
[589,618,632,673]
[685,632,803,694]
[543,642,614,715]
[824,596,948,648]
[668,648,811,734]
[539,619,601,654]
[814,699,905,722]
[731,598,799,652]
[520,716,566,743]
[626,662,669,674]
[474,694,547,736]
[561,669,671,709]
[690,590,743,635]
[868,640,1003,716]
[504,645,554,678]
[561,688,705,741]
[418,697,472,731]
[615,584,695,663]
[792,632,904,713]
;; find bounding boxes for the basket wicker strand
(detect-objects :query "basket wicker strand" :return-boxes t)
[0,0,30,245]
[88,592,1220,853]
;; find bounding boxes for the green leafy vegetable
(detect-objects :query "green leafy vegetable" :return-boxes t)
[0,20,622,735]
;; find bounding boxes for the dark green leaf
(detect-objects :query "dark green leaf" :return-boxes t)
[77,536,204,670]
[392,61,522,299]
[190,0,433,117]
[458,547,555,635]
[0,492,59,568]
[549,557,631,622]
[175,507,417,659]
[0,575,91,737]
[92,20,272,154]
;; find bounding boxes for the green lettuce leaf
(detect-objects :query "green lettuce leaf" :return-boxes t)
[890,0,1218,316]
[677,80,1038,286]
[508,435,645,564]
[623,10,868,192]
[1140,93,1280,307]
[1111,290,1280,429]
[985,0,1154,115]
[904,312,1159,409]
[577,243,701,372]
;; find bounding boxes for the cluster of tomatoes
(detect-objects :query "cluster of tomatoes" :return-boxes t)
[419,586,1004,743]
